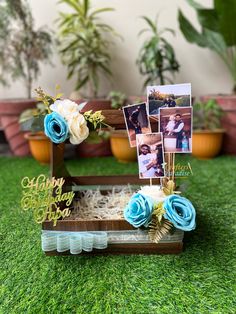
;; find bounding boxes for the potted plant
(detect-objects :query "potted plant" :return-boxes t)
[57,0,121,158]
[136,15,180,88]
[57,0,119,110]
[128,15,180,106]
[192,99,225,159]
[0,0,53,156]
[179,0,236,154]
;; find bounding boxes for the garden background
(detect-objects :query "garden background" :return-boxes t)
[0,0,232,100]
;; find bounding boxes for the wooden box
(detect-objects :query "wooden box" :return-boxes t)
[42,110,184,255]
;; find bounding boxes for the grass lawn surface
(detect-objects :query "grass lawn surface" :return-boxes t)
[0,155,236,314]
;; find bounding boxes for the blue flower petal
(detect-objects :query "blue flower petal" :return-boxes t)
[163,195,196,231]
[124,193,154,228]
[44,112,69,144]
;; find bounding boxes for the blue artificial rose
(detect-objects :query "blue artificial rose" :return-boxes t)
[163,195,196,231]
[124,193,154,228]
[44,112,69,144]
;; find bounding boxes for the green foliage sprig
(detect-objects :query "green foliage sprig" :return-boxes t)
[19,86,63,132]
[108,91,126,109]
[0,0,53,98]
[193,99,224,130]
[35,86,63,113]
[137,15,180,88]
[83,110,113,143]
[83,110,106,129]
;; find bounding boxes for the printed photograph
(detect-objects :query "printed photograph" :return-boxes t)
[147,83,191,116]
[159,107,192,153]
[123,103,151,147]
[136,133,165,179]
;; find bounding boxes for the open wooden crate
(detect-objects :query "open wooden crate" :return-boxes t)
[42,110,184,255]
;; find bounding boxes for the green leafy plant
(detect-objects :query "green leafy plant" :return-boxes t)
[137,15,180,88]
[0,0,53,98]
[58,0,118,98]
[108,91,126,109]
[179,0,236,92]
[193,99,224,130]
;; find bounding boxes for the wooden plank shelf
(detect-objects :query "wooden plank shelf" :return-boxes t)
[43,219,134,232]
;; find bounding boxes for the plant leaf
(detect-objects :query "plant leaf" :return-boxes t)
[149,218,173,244]
[214,0,236,46]
[141,16,157,34]
[186,0,204,9]
[89,8,114,19]
[178,10,208,47]
[197,9,219,32]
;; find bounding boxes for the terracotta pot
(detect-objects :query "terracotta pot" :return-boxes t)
[76,139,112,158]
[200,95,236,155]
[25,132,51,164]
[192,129,225,159]
[0,99,37,156]
[110,130,137,163]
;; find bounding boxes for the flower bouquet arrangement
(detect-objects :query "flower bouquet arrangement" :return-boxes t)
[21,87,111,144]
[124,178,196,243]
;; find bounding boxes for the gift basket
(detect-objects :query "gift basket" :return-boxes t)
[21,84,196,255]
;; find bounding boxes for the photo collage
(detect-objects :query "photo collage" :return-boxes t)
[122,83,192,179]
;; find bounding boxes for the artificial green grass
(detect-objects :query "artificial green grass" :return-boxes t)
[0,155,236,314]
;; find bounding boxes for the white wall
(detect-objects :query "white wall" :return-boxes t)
[0,0,233,99]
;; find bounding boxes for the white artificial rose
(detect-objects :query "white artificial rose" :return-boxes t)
[67,112,89,145]
[139,185,166,203]
[50,99,79,119]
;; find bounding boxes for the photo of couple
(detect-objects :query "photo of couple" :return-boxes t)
[147,83,191,116]
[159,107,192,153]
[123,103,151,147]
[136,133,165,179]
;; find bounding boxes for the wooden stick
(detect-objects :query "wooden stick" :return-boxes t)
[172,153,175,181]
[160,177,163,188]
[150,178,153,186]
[167,153,171,179]
[170,153,173,179]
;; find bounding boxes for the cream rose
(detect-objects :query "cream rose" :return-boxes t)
[50,99,79,119]
[67,112,89,145]
[139,185,166,203]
